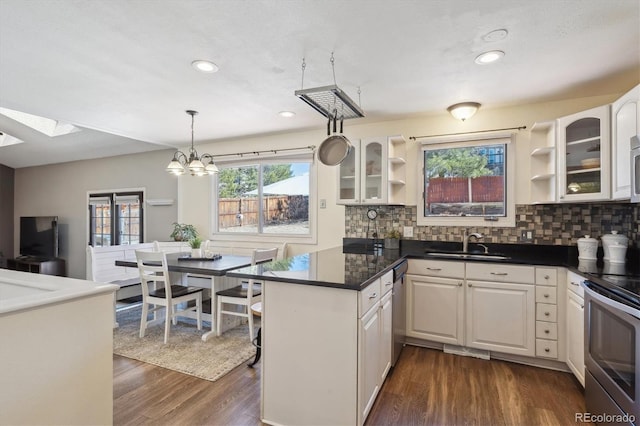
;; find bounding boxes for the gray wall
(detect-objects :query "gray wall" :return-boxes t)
[14,150,178,278]
[0,164,15,265]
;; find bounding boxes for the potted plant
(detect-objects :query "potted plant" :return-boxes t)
[189,237,203,258]
[170,222,198,242]
[384,229,401,250]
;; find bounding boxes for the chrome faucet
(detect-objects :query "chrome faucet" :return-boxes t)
[463,230,483,252]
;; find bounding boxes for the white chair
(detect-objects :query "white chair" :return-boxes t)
[216,247,278,341]
[136,250,203,344]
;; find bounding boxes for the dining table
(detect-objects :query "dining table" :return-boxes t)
[115,252,253,341]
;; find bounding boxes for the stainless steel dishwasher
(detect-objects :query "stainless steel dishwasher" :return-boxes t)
[392,259,408,366]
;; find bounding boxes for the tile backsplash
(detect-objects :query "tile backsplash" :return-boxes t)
[345,203,639,247]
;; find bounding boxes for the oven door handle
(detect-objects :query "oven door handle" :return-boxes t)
[582,281,640,320]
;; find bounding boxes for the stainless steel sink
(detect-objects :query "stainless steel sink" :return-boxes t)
[425,252,510,260]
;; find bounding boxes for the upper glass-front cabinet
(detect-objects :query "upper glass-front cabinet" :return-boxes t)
[557,105,610,202]
[361,138,386,203]
[336,135,406,205]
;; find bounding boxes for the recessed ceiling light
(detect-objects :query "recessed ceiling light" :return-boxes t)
[191,60,219,73]
[482,29,508,42]
[278,111,296,118]
[475,50,505,65]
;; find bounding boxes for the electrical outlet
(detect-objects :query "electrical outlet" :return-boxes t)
[319,199,326,209]
[520,230,533,242]
[403,226,414,238]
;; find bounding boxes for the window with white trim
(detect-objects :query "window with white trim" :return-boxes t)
[418,133,515,227]
[213,156,314,238]
[88,191,143,246]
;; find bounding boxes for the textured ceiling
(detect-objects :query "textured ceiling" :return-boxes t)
[0,0,639,168]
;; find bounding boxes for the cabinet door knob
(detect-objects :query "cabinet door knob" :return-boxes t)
[580,305,584,309]
[544,312,550,316]
[544,329,550,334]
[544,275,550,280]
[468,283,473,287]
[458,282,463,287]
[544,348,550,353]
[544,294,550,298]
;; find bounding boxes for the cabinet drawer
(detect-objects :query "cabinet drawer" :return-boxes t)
[359,278,381,317]
[536,339,558,359]
[536,303,557,322]
[567,271,585,298]
[466,263,535,284]
[535,286,557,304]
[380,270,394,296]
[407,259,464,279]
[536,268,557,287]
[536,321,558,340]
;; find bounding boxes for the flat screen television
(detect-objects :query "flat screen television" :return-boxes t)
[20,216,59,259]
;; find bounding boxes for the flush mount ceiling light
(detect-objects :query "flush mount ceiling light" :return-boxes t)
[447,102,481,121]
[294,53,365,119]
[191,60,219,73]
[166,110,218,176]
[278,111,296,118]
[475,50,505,64]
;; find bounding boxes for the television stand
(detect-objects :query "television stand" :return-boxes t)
[6,257,66,277]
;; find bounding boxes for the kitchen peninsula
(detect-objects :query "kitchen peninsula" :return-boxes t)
[227,240,638,426]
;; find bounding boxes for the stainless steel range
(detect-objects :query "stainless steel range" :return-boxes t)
[583,274,640,425]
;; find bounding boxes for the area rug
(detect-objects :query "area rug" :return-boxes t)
[113,306,257,382]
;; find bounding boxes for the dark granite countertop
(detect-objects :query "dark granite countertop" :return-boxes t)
[226,238,640,291]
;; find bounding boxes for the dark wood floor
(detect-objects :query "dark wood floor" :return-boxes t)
[114,345,586,425]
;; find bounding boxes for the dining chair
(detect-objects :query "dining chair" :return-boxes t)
[216,247,278,341]
[135,250,203,344]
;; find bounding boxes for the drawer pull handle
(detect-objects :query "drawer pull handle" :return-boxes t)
[544,348,550,353]
[544,294,550,298]
[544,275,550,280]
[544,312,550,316]
[385,282,393,286]
[544,330,550,334]
[458,282,463,287]
[490,272,508,276]
[570,281,579,287]
[427,267,442,271]
[580,305,584,309]
[369,293,378,299]
[468,283,473,287]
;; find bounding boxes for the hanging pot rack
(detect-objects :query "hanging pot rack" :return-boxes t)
[295,53,365,119]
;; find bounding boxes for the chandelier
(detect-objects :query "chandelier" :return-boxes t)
[166,110,218,176]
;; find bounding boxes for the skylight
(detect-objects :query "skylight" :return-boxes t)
[0,107,81,137]
[0,132,24,147]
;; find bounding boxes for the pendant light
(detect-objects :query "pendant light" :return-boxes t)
[166,110,218,176]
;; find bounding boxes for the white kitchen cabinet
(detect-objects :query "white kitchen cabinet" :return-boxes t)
[557,105,611,201]
[406,259,465,345]
[359,300,381,422]
[358,273,394,425]
[337,135,406,205]
[465,279,536,357]
[566,271,585,387]
[529,120,557,204]
[611,84,640,200]
[406,274,464,345]
[379,291,393,383]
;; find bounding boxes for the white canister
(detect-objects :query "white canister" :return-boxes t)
[577,235,598,260]
[602,231,629,261]
[608,244,628,264]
